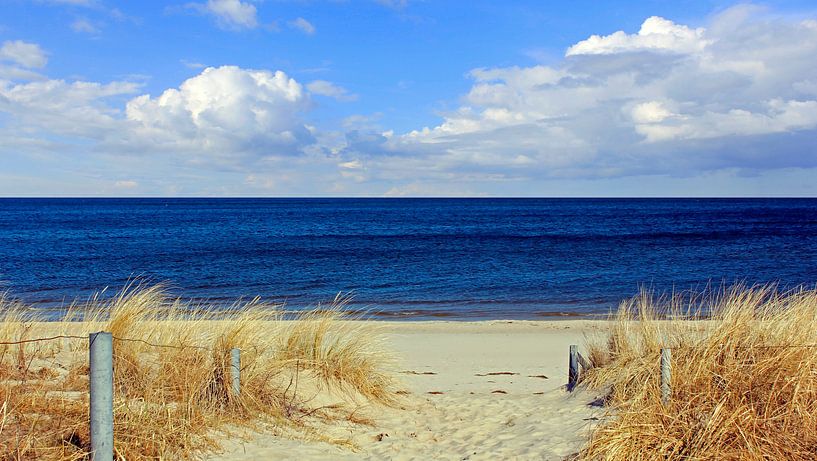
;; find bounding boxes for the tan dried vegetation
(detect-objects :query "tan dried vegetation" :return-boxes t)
[581,285,817,461]
[0,284,397,460]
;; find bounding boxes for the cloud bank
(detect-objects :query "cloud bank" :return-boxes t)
[1,5,817,195]
[352,5,817,185]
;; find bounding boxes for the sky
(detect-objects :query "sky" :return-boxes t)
[1,0,817,197]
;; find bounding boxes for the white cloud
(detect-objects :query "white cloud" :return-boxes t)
[630,101,675,124]
[71,17,100,34]
[288,17,315,35]
[306,80,357,101]
[0,64,316,170]
[0,78,141,138]
[0,41,48,68]
[123,66,314,161]
[0,65,46,81]
[188,0,258,30]
[352,7,817,182]
[566,16,709,56]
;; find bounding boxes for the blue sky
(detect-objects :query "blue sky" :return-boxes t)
[1,0,817,196]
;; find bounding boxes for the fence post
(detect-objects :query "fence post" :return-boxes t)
[230,348,241,398]
[89,331,113,461]
[577,352,591,371]
[568,344,579,392]
[661,348,671,405]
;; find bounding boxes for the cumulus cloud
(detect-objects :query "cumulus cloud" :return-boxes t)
[288,17,315,35]
[123,66,314,161]
[306,80,357,101]
[344,6,817,183]
[188,0,258,30]
[566,16,709,56]
[0,60,318,173]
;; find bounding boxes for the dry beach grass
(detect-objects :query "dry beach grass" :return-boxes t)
[0,284,397,460]
[581,285,817,460]
[4,282,817,460]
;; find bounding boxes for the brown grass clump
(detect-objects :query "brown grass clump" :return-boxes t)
[0,284,398,460]
[580,285,817,461]
[277,295,396,405]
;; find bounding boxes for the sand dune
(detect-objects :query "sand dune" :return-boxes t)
[209,320,606,460]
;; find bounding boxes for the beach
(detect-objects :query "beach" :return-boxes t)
[208,320,607,460]
[3,286,815,460]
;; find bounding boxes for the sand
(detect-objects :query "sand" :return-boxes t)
[208,320,609,461]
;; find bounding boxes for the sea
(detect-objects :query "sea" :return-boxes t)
[1,198,816,319]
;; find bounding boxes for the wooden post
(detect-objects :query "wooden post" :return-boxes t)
[230,348,241,398]
[577,352,591,371]
[661,348,671,405]
[568,344,579,392]
[89,332,113,461]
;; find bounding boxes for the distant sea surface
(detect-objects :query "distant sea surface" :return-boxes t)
[1,198,817,319]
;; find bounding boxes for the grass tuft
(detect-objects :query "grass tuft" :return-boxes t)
[581,285,817,461]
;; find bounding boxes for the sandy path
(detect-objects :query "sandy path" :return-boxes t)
[209,320,607,460]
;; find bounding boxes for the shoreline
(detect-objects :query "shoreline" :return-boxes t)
[10,299,616,322]
[3,288,617,322]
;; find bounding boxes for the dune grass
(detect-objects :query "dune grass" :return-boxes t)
[580,285,817,461]
[0,284,397,460]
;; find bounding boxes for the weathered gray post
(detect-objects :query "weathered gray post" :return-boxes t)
[660,348,672,405]
[89,331,113,461]
[230,348,241,398]
[568,344,579,392]
[577,352,591,371]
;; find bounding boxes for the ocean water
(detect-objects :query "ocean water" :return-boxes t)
[1,198,816,319]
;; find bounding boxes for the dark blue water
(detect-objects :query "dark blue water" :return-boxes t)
[1,198,816,319]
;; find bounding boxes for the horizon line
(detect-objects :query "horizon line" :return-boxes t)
[2,196,817,200]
